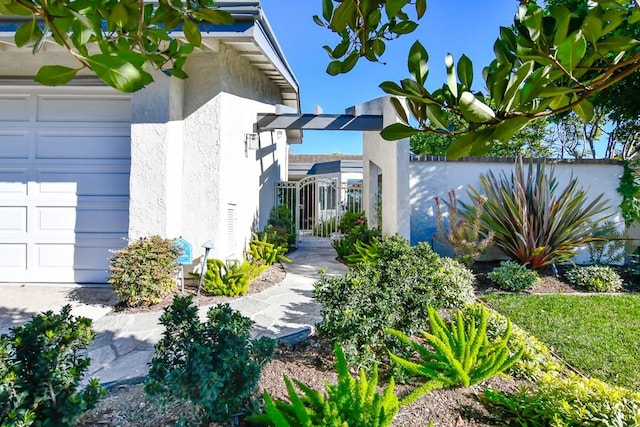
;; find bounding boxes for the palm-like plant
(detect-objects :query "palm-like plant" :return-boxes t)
[460,159,610,270]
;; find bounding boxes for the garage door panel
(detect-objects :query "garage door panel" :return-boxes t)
[36,244,74,268]
[0,131,29,158]
[0,171,28,194]
[0,87,131,283]
[36,130,130,160]
[37,171,129,196]
[0,207,27,231]
[0,95,29,122]
[76,208,129,233]
[37,95,131,123]
[0,244,27,268]
[36,207,76,232]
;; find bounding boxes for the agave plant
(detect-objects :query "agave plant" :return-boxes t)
[460,159,610,270]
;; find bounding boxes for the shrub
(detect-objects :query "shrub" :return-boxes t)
[331,217,380,260]
[481,373,640,427]
[246,232,291,266]
[108,235,180,307]
[434,189,494,266]
[338,211,367,234]
[488,260,542,292]
[314,236,475,369]
[387,305,523,405]
[312,218,338,237]
[462,303,564,380]
[145,296,276,425]
[461,158,610,269]
[343,238,381,265]
[267,205,295,247]
[0,306,104,427]
[588,221,626,265]
[201,258,267,296]
[249,343,399,427]
[565,265,623,292]
[331,237,352,259]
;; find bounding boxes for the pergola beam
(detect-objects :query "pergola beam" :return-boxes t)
[256,113,383,131]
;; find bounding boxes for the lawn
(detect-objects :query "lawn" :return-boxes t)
[482,294,640,390]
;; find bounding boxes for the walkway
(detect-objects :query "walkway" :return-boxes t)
[0,242,347,387]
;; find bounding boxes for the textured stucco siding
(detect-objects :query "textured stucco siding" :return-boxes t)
[409,160,624,263]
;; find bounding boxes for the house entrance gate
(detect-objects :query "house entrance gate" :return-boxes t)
[275,177,363,244]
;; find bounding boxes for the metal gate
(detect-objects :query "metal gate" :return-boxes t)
[275,177,363,243]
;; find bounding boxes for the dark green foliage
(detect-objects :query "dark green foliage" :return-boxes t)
[201,258,267,296]
[249,343,399,427]
[618,161,640,227]
[108,235,180,307]
[267,205,296,248]
[246,232,291,266]
[481,373,640,427]
[331,237,352,259]
[338,211,368,234]
[461,159,610,269]
[314,236,475,369]
[387,306,524,405]
[488,261,542,292]
[145,296,276,425]
[0,306,104,427]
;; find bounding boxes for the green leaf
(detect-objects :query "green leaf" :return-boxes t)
[407,41,428,86]
[322,0,333,21]
[573,98,594,122]
[15,19,42,47]
[520,4,543,42]
[415,0,426,19]
[182,19,201,47]
[446,132,476,159]
[372,39,386,56]
[86,54,153,93]
[391,20,417,35]
[630,9,640,25]
[366,8,382,28]
[341,52,359,73]
[192,9,234,25]
[312,15,324,26]
[556,32,587,73]
[380,123,420,140]
[425,104,448,130]
[326,60,342,76]
[385,0,410,19]
[331,0,357,33]
[390,97,409,124]
[502,60,534,111]
[457,54,473,91]
[110,3,129,28]
[550,5,572,47]
[581,14,603,47]
[379,81,408,96]
[34,65,79,86]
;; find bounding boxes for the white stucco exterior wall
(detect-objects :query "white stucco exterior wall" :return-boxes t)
[362,96,410,239]
[409,159,624,263]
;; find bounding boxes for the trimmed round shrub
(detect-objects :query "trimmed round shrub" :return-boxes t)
[314,236,475,368]
[488,261,541,292]
[109,235,180,307]
[565,265,623,292]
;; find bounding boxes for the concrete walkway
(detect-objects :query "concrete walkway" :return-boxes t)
[0,242,347,387]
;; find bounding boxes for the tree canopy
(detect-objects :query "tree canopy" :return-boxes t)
[1,0,638,158]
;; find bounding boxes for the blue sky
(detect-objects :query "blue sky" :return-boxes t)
[260,0,519,154]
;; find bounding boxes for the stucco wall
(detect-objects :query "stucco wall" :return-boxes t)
[362,96,410,239]
[409,158,625,263]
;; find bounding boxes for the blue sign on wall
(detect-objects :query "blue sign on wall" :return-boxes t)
[174,237,193,265]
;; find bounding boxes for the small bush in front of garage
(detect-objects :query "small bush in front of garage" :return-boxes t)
[108,235,180,307]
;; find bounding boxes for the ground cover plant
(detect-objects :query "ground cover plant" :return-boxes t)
[488,260,542,292]
[482,294,640,390]
[565,265,624,292]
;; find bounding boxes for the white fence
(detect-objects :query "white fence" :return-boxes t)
[409,157,625,263]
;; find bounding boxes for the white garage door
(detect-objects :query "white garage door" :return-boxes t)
[0,85,131,283]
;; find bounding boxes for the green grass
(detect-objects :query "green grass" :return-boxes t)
[482,294,640,390]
